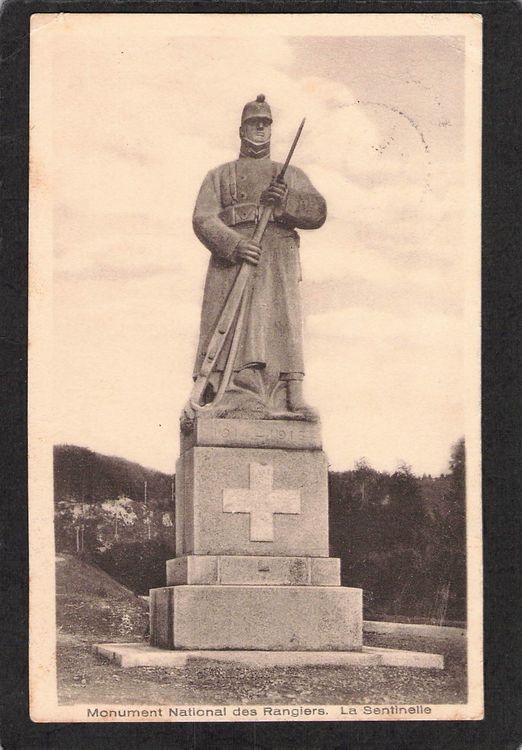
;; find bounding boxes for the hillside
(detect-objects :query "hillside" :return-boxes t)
[54,444,174,509]
[54,445,176,593]
[56,553,149,640]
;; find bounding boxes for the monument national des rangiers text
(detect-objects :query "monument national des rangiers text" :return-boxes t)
[149,94,366,653]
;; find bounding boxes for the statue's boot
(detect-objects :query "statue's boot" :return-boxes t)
[232,366,265,397]
[212,366,267,416]
[286,379,319,421]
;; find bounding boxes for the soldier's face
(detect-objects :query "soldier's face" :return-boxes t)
[240,117,272,144]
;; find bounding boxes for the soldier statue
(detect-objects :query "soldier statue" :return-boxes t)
[189,94,327,421]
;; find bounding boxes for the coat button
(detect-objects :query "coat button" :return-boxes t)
[240,192,247,199]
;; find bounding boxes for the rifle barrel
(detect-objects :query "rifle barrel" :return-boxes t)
[278,118,306,180]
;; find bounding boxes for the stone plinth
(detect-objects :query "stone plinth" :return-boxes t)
[175,446,329,557]
[150,585,363,651]
[180,417,323,453]
[92,417,445,671]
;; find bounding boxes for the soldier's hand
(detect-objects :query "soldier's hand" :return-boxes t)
[260,179,288,208]
[234,239,261,266]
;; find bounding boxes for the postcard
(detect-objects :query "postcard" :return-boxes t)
[28,12,483,722]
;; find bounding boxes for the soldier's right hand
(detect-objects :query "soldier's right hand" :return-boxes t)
[234,240,261,266]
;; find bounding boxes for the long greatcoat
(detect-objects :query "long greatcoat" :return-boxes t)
[192,155,326,379]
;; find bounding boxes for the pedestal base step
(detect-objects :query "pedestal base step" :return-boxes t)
[93,642,443,670]
[167,555,340,586]
[150,585,362,651]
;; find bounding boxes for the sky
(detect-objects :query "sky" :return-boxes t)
[33,15,478,475]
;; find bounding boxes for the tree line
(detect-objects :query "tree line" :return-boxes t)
[329,438,466,623]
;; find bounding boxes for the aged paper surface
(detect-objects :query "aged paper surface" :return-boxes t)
[29,13,483,722]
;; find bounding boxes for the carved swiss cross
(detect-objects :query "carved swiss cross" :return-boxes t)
[222,462,301,542]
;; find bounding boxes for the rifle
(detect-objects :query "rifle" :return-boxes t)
[185,118,306,416]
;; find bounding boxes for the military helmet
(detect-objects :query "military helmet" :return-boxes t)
[241,94,272,124]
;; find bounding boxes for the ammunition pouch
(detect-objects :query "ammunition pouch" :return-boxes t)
[219,203,274,227]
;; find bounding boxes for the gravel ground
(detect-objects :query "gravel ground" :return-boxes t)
[57,630,466,706]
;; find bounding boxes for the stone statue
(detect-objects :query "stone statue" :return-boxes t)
[188,94,327,422]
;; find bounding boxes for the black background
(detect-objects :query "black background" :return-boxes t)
[1,0,521,747]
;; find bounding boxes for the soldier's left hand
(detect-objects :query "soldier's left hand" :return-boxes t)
[260,179,288,208]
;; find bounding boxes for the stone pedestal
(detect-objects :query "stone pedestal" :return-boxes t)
[95,415,444,670]
[150,417,364,652]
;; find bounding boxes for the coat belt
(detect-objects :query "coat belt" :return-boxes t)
[219,203,274,227]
